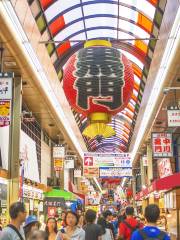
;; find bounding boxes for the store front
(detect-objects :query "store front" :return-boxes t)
[135,173,180,239]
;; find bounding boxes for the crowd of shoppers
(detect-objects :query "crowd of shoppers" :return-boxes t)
[0,201,171,240]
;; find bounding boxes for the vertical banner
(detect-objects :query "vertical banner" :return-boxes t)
[53,145,65,171]
[0,73,13,170]
[152,133,173,157]
[0,72,13,127]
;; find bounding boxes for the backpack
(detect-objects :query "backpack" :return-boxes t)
[123,220,141,233]
[139,229,166,240]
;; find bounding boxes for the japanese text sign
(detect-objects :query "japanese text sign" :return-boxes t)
[0,72,13,99]
[84,152,132,168]
[168,108,180,127]
[53,146,65,158]
[83,167,99,178]
[152,133,173,157]
[99,167,132,178]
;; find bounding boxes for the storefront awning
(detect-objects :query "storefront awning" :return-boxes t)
[135,173,180,201]
[44,188,77,201]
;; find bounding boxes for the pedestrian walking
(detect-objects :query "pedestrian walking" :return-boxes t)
[0,202,27,240]
[131,204,170,240]
[84,209,102,240]
[45,217,57,240]
[118,206,142,240]
[56,211,85,240]
[24,215,40,239]
[97,217,114,240]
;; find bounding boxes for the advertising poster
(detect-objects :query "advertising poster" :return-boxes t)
[0,100,11,127]
[157,158,172,178]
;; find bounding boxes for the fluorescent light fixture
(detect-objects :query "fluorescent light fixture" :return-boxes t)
[0,1,84,159]
[131,7,180,161]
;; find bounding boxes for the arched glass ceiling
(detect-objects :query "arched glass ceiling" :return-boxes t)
[28,0,166,152]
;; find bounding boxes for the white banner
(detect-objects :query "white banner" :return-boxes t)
[84,152,132,167]
[0,73,13,100]
[0,125,9,170]
[167,109,180,127]
[64,159,74,169]
[142,156,148,167]
[53,146,65,158]
[99,167,132,178]
[74,169,82,178]
[20,130,40,182]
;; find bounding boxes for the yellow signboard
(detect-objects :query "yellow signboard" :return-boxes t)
[54,158,64,171]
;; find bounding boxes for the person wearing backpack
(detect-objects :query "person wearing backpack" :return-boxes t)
[131,204,170,240]
[118,206,143,240]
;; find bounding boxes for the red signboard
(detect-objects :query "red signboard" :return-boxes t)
[152,133,173,157]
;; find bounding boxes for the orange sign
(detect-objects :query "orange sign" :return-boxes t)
[83,167,99,178]
[54,158,64,171]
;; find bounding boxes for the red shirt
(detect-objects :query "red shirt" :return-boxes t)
[119,217,143,240]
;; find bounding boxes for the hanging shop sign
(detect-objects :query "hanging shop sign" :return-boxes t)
[54,158,64,171]
[0,72,13,100]
[142,155,148,167]
[0,73,13,127]
[74,169,82,178]
[152,133,173,158]
[84,152,132,168]
[99,167,132,178]
[53,145,65,158]
[64,159,74,169]
[157,158,172,179]
[167,107,180,127]
[83,167,99,178]
[63,42,134,139]
[0,100,11,127]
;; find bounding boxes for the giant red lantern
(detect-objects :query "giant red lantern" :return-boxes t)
[63,40,134,138]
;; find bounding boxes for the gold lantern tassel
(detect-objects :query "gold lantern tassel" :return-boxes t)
[82,113,116,139]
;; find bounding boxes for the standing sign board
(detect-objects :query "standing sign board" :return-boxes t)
[0,73,13,127]
[167,107,180,127]
[152,133,173,158]
[53,145,65,171]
